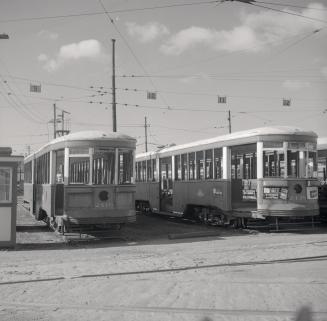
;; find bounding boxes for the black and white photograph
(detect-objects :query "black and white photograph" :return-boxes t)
[0,1,327,320]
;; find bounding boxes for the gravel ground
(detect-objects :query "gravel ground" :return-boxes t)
[0,201,327,321]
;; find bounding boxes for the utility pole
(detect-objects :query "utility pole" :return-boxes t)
[56,110,71,137]
[112,38,117,132]
[144,116,148,153]
[53,103,57,139]
[52,104,70,138]
[62,110,65,133]
[228,110,232,134]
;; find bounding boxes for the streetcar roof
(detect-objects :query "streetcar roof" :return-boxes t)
[137,126,317,159]
[49,130,136,144]
[25,130,136,161]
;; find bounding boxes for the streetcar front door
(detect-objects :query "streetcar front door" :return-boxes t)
[231,144,257,210]
[159,157,173,212]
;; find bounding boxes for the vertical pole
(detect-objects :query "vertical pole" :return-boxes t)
[228,110,232,134]
[64,147,69,185]
[53,103,57,139]
[62,110,65,134]
[112,39,117,132]
[145,116,148,153]
[256,142,263,179]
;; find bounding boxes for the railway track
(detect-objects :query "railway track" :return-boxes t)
[0,301,326,318]
[1,254,327,286]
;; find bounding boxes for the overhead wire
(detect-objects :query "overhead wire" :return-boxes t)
[0,80,45,124]
[89,100,327,114]
[0,0,222,23]
[97,0,172,111]
[115,86,327,102]
[0,74,101,93]
[255,1,327,11]
[249,2,327,24]
[0,58,47,123]
[265,28,323,62]
[117,74,327,83]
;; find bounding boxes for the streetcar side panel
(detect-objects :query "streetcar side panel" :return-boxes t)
[135,181,160,212]
[173,180,231,214]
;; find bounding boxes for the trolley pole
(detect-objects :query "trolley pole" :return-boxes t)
[112,39,117,132]
[228,110,232,134]
[53,103,57,139]
[145,116,148,153]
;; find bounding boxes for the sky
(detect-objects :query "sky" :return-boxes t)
[0,0,326,155]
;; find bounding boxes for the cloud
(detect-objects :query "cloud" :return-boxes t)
[161,2,326,55]
[282,79,311,90]
[37,53,48,62]
[126,21,169,42]
[38,39,105,72]
[37,30,58,40]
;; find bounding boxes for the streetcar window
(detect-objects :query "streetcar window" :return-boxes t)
[119,150,133,184]
[153,159,157,181]
[35,152,50,184]
[306,151,317,178]
[135,162,139,182]
[231,155,243,179]
[141,161,146,181]
[188,152,195,180]
[181,154,187,180]
[69,157,89,184]
[287,150,299,178]
[174,155,182,180]
[263,151,285,177]
[93,150,115,185]
[214,148,222,179]
[205,150,213,179]
[318,157,327,181]
[196,151,204,180]
[55,149,64,184]
[0,167,11,202]
[146,159,152,181]
[24,162,32,183]
[244,153,256,179]
[146,159,156,182]
[160,157,172,190]
[135,161,145,182]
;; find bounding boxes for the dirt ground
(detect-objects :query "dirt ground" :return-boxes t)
[0,201,327,321]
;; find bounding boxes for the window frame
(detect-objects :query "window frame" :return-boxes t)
[0,167,12,203]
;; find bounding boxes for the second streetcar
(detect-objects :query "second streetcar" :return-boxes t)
[135,126,319,227]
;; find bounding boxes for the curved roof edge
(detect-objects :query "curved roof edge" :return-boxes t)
[26,130,136,160]
[137,126,317,158]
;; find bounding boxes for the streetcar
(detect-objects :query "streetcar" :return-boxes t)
[317,137,327,222]
[24,131,136,233]
[135,126,319,228]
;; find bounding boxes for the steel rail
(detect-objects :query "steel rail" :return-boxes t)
[1,254,327,286]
